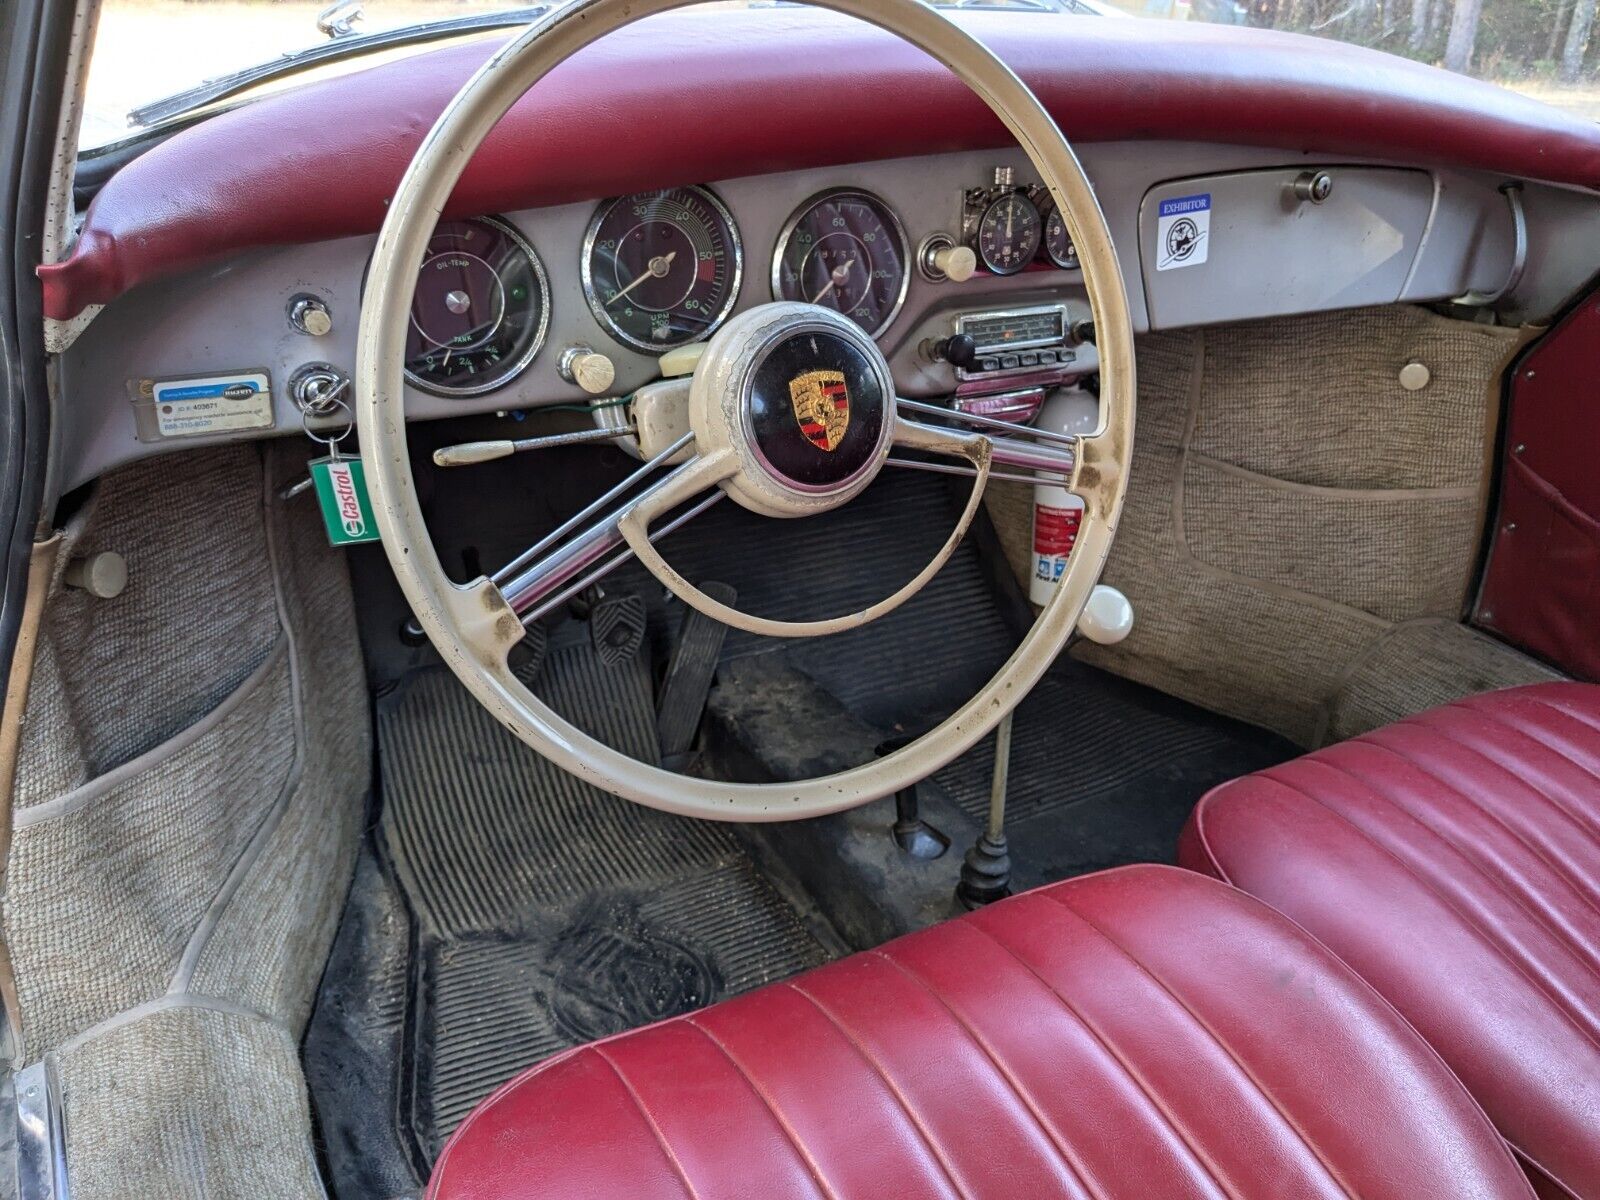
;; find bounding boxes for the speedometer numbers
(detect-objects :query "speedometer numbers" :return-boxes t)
[772,189,910,338]
[582,186,743,352]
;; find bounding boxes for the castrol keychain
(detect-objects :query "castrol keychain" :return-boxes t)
[305,395,382,547]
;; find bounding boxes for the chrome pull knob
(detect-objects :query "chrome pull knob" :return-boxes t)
[288,294,333,337]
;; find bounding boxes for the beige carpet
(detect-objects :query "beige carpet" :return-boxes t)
[989,305,1558,747]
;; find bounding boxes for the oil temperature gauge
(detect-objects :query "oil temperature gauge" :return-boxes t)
[977,191,1042,275]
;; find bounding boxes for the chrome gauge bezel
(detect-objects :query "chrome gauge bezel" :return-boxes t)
[402,214,552,399]
[769,187,912,340]
[580,184,745,354]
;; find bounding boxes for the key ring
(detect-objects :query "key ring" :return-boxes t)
[303,393,354,459]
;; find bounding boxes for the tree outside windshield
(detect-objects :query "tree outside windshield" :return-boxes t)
[80,0,1596,152]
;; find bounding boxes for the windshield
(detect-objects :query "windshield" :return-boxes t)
[81,0,1593,152]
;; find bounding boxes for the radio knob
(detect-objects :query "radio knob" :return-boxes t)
[935,333,978,369]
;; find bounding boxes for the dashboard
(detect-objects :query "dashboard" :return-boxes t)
[59,136,1584,493]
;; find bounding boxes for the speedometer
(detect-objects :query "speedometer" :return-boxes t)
[582,186,742,352]
[772,189,910,338]
[404,216,550,397]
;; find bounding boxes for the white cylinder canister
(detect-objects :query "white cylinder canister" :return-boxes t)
[1028,385,1099,606]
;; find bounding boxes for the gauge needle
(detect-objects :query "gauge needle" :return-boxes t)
[607,251,676,307]
[810,259,855,305]
[1006,201,1014,241]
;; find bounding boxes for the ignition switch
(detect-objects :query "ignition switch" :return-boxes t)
[288,362,350,416]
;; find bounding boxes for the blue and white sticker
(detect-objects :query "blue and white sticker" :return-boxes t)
[1155,193,1210,272]
[149,372,274,438]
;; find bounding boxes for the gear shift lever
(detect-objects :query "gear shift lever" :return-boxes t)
[957,585,1133,908]
[956,711,1014,908]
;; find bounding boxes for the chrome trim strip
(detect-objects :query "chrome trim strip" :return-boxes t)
[16,1060,67,1200]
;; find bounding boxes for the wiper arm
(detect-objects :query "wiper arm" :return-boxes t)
[126,4,551,129]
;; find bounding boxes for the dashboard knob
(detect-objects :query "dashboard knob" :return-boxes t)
[560,346,616,395]
[936,333,978,368]
[288,294,333,337]
[933,244,977,283]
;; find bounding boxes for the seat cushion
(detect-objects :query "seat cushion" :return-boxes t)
[427,864,1530,1200]
[1181,682,1600,1200]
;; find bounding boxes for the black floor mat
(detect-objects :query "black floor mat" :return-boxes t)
[370,646,835,1168]
[928,659,1296,889]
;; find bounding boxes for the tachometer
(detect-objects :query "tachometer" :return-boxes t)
[404,216,550,397]
[977,192,1042,276]
[772,189,910,338]
[1043,205,1078,270]
[582,186,742,352]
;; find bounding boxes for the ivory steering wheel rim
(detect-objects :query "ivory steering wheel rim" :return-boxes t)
[354,0,1136,822]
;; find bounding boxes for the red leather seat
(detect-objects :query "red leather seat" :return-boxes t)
[428,864,1530,1199]
[1181,682,1600,1200]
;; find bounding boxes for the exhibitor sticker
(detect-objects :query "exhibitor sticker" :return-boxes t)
[1156,193,1210,272]
[149,372,274,438]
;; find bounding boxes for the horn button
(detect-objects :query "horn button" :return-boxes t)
[690,303,896,519]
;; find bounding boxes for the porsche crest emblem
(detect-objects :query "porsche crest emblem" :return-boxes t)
[788,369,851,452]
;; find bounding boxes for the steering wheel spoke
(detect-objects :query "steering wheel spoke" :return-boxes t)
[891,400,1078,485]
[491,441,730,625]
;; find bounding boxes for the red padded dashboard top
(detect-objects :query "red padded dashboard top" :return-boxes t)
[39,8,1600,320]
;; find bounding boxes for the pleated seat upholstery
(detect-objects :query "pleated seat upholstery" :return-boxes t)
[427,864,1531,1200]
[1183,682,1600,1199]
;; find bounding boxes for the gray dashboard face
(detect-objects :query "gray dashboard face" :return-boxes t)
[57,140,1557,491]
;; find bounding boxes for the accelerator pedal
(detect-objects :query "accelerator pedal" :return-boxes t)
[657,581,737,768]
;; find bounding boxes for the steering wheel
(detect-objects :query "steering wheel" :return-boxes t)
[355,0,1135,821]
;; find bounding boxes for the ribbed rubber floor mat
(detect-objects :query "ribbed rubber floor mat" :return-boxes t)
[378,649,833,1163]
[932,660,1295,887]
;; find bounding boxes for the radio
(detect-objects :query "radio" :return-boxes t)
[938,304,1079,382]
